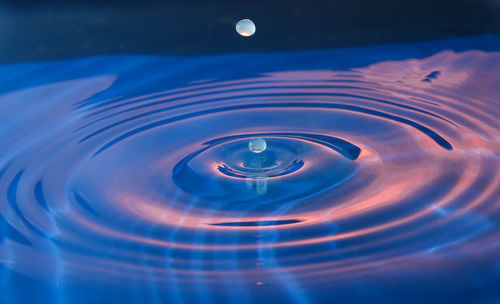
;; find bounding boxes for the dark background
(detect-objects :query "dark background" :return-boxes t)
[0,0,499,63]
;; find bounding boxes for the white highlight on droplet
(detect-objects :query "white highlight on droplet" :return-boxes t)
[249,138,266,153]
[236,19,256,37]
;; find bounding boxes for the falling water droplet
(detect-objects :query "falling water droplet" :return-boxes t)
[236,19,256,37]
[249,138,266,153]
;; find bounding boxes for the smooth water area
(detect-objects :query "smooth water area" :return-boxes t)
[0,35,499,303]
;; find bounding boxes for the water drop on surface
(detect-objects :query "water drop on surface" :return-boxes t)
[249,138,266,153]
[236,19,256,37]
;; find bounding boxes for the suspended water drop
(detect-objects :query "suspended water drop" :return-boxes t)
[249,138,266,153]
[236,19,256,37]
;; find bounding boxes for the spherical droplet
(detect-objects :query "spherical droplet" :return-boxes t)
[236,19,256,37]
[249,138,266,153]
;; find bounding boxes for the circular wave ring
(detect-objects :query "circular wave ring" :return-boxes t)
[0,49,499,293]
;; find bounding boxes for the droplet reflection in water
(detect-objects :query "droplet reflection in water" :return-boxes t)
[236,19,256,37]
[248,137,267,153]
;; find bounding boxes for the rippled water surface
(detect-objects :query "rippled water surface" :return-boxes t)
[1,36,500,303]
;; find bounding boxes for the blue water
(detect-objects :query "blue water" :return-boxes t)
[1,35,500,303]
